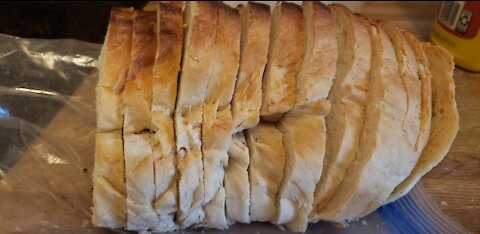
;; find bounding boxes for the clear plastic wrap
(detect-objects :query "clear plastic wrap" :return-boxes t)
[0,34,470,233]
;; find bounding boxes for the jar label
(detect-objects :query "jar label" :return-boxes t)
[437,1,480,39]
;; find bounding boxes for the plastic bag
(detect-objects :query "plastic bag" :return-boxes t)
[0,34,469,233]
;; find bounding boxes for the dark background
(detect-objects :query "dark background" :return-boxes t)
[0,1,148,42]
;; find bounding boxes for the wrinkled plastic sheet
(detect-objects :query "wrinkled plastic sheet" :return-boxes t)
[0,34,469,234]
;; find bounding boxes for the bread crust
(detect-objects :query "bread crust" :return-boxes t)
[260,2,305,122]
[96,7,133,131]
[123,10,157,133]
[231,2,271,132]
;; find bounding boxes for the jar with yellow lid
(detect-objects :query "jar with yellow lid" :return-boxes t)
[431,1,480,72]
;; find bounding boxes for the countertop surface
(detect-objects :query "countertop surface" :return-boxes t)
[0,1,478,233]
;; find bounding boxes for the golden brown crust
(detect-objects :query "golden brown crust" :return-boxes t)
[106,8,134,50]
[248,1,271,15]
[185,1,218,63]
[103,7,134,86]
[123,10,156,133]
[175,1,218,113]
[204,2,241,105]
[260,2,305,121]
[96,7,133,131]
[231,2,270,132]
[152,2,183,117]
[127,11,157,81]
[275,2,304,67]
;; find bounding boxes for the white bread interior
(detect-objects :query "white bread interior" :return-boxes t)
[246,123,285,222]
[276,100,330,232]
[225,131,251,224]
[92,131,127,228]
[124,133,158,231]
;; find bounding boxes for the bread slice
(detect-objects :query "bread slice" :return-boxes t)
[381,21,431,155]
[318,19,416,221]
[123,10,156,134]
[92,131,127,228]
[150,2,183,232]
[96,7,133,131]
[387,43,459,202]
[276,100,330,232]
[404,32,432,156]
[92,7,132,228]
[273,2,336,231]
[310,4,371,221]
[124,133,158,231]
[231,2,270,133]
[174,1,217,228]
[295,1,337,106]
[200,3,240,229]
[122,10,159,231]
[378,24,432,204]
[260,2,305,122]
[246,123,286,222]
[225,132,250,224]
